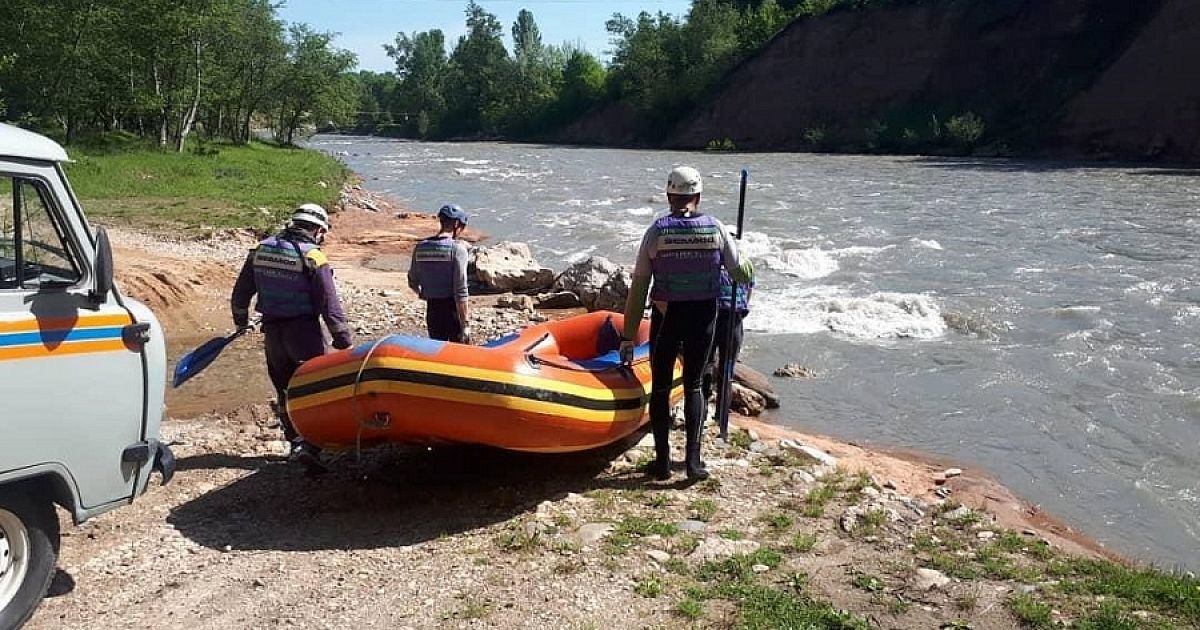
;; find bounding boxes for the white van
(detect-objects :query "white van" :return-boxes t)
[0,124,173,629]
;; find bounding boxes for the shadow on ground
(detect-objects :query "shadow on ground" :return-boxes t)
[167,430,677,553]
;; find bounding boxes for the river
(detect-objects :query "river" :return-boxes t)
[310,135,1200,571]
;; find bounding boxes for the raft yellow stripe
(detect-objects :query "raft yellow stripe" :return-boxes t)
[291,354,663,401]
[0,339,128,362]
[289,380,685,423]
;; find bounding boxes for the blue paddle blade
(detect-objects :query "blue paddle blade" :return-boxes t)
[172,332,241,388]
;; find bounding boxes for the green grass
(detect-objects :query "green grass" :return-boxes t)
[1053,559,1200,624]
[65,139,349,232]
[697,549,784,583]
[634,575,665,598]
[689,498,718,522]
[1007,594,1054,628]
[790,533,819,553]
[801,483,838,518]
[711,582,871,630]
[676,597,704,619]
[851,572,886,593]
[605,515,679,556]
[761,512,794,531]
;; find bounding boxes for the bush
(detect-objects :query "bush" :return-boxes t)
[945,112,986,150]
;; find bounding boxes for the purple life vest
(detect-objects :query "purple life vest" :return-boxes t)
[649,213,723,302]
[252,233,318,318]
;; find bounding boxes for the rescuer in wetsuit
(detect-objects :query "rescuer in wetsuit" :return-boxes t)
[231,203,353,467]
[407,204,471,344]
[620,167,753,481]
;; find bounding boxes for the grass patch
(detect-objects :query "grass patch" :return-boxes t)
[697,549,784,583]
[851,572,886,593]
[634,575,665,598]
[711,582,871,630]
[790,533,819,553]
[801,483,838,518]
[605,515,679,556]
[495,524,541,552]
[1007,594,1054,628]
[760,512,794,531]
[729,429,754,451]
[676,597,704,619]
[67,141,349,233]
[719,529,746,540]
[689,498,718,522]
[1054,558,1200,623]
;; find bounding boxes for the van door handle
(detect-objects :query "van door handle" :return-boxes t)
[122,322,151,346]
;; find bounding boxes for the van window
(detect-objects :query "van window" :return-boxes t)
[0,176,82,289]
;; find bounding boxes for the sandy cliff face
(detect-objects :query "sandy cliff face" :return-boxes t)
[564,0,1200,162]
[1055,0,1200,162]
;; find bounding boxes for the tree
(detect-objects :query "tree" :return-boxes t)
[274,25,358,145]
[444,1,510,136]
[556,49,606,121]
[386,29,449,137]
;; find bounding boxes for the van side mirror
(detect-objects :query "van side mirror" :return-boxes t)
[90,227,114,305]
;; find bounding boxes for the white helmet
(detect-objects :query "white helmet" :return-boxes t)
[667,166,703,195]
[291,203,330,231]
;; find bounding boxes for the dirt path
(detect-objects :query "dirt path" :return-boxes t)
[25,202,1115,629]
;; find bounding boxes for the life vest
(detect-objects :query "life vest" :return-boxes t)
[413,235,458,300]
[718,269,752,314]
[649,213,723,302]
[252,232,319,318]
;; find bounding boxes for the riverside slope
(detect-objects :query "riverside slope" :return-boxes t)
[562,0,1200,163]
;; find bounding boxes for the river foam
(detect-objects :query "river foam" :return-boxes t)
[747,287,947,339]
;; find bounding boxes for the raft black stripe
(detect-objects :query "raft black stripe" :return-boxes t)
[289,367,683,412]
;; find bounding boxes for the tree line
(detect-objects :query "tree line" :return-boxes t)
[0,0,896,147]
[351,0,838,141]
[0,0,357,149]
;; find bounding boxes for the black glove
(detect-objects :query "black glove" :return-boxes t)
[619,339,636,366]
[233,312,249,330]
[332,332,353,350]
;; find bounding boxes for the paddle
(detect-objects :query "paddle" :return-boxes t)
[717,169,749,441]
[172,326,252,388]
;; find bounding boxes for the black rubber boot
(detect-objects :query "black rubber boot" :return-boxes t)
[648,417,672,481]
[684,388,709,481]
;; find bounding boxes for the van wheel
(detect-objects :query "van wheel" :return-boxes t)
[0,490,58,630]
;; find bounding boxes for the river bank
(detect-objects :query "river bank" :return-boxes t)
[24,166,1198,628]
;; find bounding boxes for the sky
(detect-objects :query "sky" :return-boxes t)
[276,0,692,73]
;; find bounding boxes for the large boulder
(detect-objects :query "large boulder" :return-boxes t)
[472,241,555,293]
[733,363,781,409]
[555,256,632,312]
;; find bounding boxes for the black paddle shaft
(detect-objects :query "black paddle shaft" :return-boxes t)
[718,169,749,440]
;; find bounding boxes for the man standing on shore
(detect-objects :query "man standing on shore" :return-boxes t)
[703,268,754,404]
[408,204,471,344]
[620,167,753,482]
[231,203,353,467]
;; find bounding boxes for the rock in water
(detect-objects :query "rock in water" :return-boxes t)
[732,363,781,409]
[555,256,632,312]
[730,383,766,416]
[773,363,816,378]
[472,242,555,293]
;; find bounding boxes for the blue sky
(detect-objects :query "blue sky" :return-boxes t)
[277,0,691,72]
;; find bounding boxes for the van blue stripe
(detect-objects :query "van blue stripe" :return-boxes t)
[0,326,125,348]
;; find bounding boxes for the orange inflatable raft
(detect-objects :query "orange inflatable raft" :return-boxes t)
[286,311,682,453]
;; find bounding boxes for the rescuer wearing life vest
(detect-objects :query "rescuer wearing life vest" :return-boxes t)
[231,203,352,466]
[620,167,754,481]
[408,204,471,344]
[702,268,754,403]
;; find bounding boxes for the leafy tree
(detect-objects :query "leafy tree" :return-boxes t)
[444,1,511,136]
[556,49,606,121]
[386,29,449,137]
[273,25,358,145]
